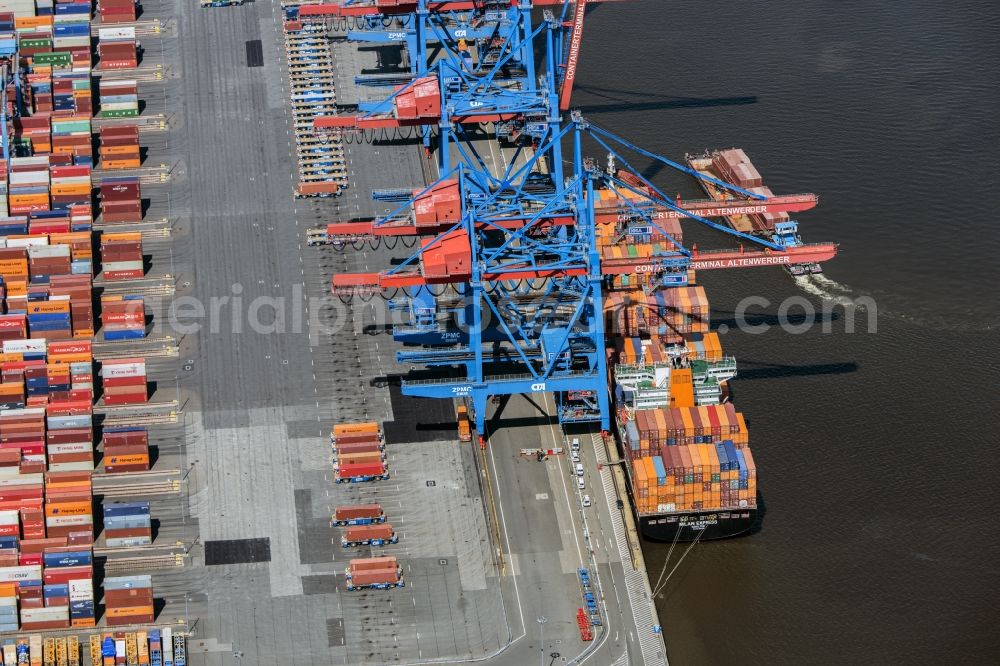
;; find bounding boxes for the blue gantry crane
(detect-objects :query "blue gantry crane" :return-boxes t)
[297,1,837,437]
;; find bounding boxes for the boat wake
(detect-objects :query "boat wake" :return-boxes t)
[793,275,996,333]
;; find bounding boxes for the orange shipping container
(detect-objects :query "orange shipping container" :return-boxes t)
[333,422,379,437]
[44,501,92,517]
[102,159,141,170]
[105,606,155,618]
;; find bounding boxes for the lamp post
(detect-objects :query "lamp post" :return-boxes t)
[536,616,548,666]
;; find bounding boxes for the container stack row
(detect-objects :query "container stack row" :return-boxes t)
[96,27,138,71]
[100,231,144,280]
[99,358,148,406]
[103,575,153,626]
[85,628,186,666]
[97,0,138,24]
[0,341,94,434]
[100,295,146,341]
[99,176,142,224]
[631,442,757,514]
[282,19,345,198]
[4,158,92,221]
[331,422,387,483]
[0,467,97,630]
[604,286,710,343]
[103,501,151,548]
[98,125,141,170]
[98,78,139,119]
[622,405,749,459]
[101,427,150,473]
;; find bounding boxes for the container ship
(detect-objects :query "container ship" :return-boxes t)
[597,190,758,542]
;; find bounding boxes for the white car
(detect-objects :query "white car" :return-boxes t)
[571,437,580,451]
[582,495,592,507]
[571,451,580,463]
[577,477,585,490]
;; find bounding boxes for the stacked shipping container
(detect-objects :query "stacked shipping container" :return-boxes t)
[97,27,138,70]
[98,79,139,118]
[330,422,388,482]
[103,502,152,548]
[0,0,163,636]
[100,231,143,280]
[102,427,150,473]
[98,125,141,170]
[103,575,154,626]
[99,176,141,223]
[97,0,138,24]
[99,358,148,405]
[345,556,403,590]
[100,295,145,340]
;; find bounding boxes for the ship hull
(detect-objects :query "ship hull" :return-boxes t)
[638,508,756,542]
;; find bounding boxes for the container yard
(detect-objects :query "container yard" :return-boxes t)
[0,0,843,663]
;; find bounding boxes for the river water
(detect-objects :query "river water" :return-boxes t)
[575,3,1000,663]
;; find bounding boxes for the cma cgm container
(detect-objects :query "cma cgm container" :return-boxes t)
[342,524,396,548]
[331,503,385,527]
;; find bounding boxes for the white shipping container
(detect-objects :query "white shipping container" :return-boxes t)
[48,442,92,455]
[69,579,94,598]
[102,260,144,272]
[101,362,146,378]
[0,474,44,487]
[4,236,49,248]
[0,566,42,583]
[0,511,18,526]
[10,157,49,167]
[45,515,93,527]
[50,176,91,186]
[2,339,46,354]
[8,171,48,186]
[163,627,173,664]
[48,461,95,472]
[20,606,69,622]
[28,244,71,258]
[100,102,140,111]
[99,27,136,41]
[104,575,152,590]
[106,537,153,548]
[0,407,45,417]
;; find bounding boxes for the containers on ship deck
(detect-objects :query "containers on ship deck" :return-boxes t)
[626,442,757,514]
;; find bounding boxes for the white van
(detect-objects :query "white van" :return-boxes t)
[575,463,584,477]
[571,437,580,451]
